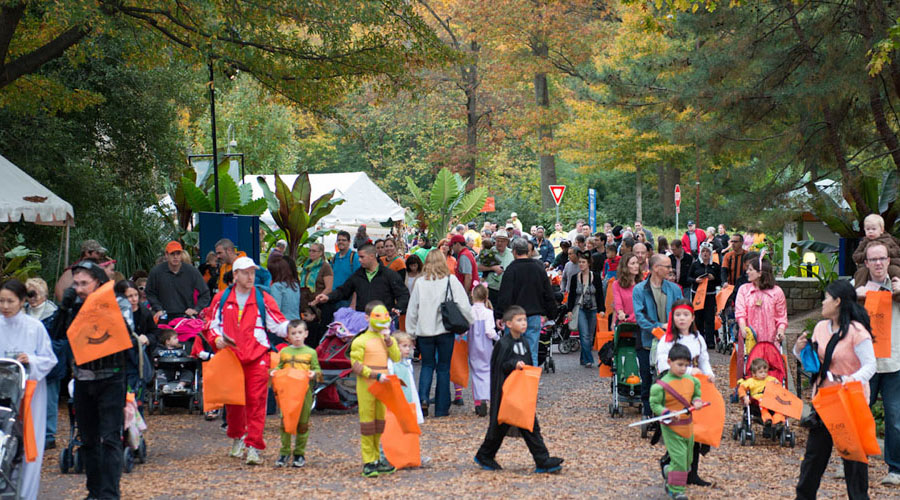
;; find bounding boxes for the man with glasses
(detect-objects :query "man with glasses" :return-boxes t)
[145,241,210,322]
[721,233,746,286]
[632,254,684,419]
[330,230,360,310]
[54,239,106,302]
[857,243,900,486]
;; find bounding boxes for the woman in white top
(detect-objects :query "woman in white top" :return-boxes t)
[406,250,473,417]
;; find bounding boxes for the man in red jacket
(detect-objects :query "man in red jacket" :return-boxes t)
[680,220,707,255]
[208,257,289,465]
[451,234,477,292]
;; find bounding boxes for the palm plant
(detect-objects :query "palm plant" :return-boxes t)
[405,168,488,237]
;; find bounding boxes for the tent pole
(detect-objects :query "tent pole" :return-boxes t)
[64,225,70,267]
[56,227,64,279]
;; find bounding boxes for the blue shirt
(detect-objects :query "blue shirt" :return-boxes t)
[269,281,301,320]
[331,249,360,289]
[534,238,554,265]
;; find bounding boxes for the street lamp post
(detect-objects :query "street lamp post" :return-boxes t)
[208,60,220,212]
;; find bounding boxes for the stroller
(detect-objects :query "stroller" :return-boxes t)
[714,305,735,354]
[605,323,643,420]
[730,328,796,447]
[149,353,202,415]
[0,359,26,498]
[537,307,578,374]
[314,308,368,411]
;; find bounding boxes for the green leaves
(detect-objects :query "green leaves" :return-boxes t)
[405,167,488,237]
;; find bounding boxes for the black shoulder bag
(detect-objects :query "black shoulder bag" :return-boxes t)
[441,278,470,334]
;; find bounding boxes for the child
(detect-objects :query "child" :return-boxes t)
[301,306,325,348]
[736,358,784,438]
[350,301,401,477]
[474,306,564,473]
[272,320,321,468]
[155,330,193,393]
[650,344,704,500]
[603,244,620,281]
[469,285,499,417]
[655,300,714,488]
[387,331,424,424]
[852,213,900,284]
[478,239,498,280]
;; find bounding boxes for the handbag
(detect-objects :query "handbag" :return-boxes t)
[441,279,470,334]
[799,342,820,375]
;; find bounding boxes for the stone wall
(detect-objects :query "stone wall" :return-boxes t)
[776,277,823,315]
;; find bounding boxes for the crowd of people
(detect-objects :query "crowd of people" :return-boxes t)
[2,210,898,499]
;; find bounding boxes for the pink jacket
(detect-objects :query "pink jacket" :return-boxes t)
[611,280,636,324]
[734,283,788,345]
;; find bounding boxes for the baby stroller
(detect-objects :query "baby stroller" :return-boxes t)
[538,307,578,374]
[0,359,26,498]
[730,329,796,447]
[314,308,368,411]
[606,323,643,420]
[714,305,735,354]
[149,354,202,415]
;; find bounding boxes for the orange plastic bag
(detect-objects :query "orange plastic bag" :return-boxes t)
[729,349,738,388]
[22,380,36,462]
[652,327,665,340]
[604,283,614,314]
[497,365,541,432]
[716,284,733,313]
[812,381,880,463]
[692,374,725,448]
[202,348,245,412]
[66,281,132,365]
[382,402,421,469]
[712,253,720,264]
[450,339,469,388]
[272,368,310,434]
[594,313,612,350]
[692,278,708,311]
[367,375,420,434]
[714,316,722,330]
[864,291,893,358]
[759,380,803,420]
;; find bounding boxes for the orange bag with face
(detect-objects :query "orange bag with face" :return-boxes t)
[382,403,421,469]
[692,374,725,447]
[367,375,420,435]
[812,381,880,463]
[497,365,542,432]
[449,338,469,388]
[66,281,132,365]
[202,348,245,412]
[692,278,708,311]
[272,368,309,434]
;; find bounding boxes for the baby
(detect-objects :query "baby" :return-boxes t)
[852,214,900,284]
[155,330,193,393]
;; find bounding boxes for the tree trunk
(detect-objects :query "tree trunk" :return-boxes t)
[635,166,643,222]
[659,165,680,222]
[533,41,557,210]
[463,41,479,189]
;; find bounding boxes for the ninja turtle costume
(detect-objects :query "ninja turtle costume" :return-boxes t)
[649,371,702,498]
[276,345,321,459]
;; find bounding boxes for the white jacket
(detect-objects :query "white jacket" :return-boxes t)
[406,275,474,337]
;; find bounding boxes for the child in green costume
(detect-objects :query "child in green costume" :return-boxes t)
[650,343,704,500]
[272,320,321,468]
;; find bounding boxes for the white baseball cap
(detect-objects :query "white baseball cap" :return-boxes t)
[494,229,510,240]
[232,256,259,272]
[510,212,518,217]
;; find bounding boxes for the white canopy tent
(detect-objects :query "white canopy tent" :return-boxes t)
[0,153,75,268]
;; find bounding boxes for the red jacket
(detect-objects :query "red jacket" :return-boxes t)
[455,247,477,292]
[208,287,288,364]
[680,229,707,255]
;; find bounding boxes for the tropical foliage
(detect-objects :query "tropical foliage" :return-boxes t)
[406,168,488,237]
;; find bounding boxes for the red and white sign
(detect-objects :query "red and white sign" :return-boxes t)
[549,185,566,206]
[675,184,681,214]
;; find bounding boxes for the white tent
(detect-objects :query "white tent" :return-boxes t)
[247,172,405,229]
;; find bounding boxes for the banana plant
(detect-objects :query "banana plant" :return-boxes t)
[405,168,488,237]
[181,170,267,216]
[1,242,40,282]
[256,170,344,264]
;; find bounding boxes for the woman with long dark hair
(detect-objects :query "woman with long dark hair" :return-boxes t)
[566,250,603,367]
[794,279,875,499]
[735,255,788,349]
[268,256,301,321]
[612,253,642,325]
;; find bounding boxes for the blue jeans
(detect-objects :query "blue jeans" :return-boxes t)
[46,378,60,443]
[417,332,454,416]
[637,347,652,417]
[525,315,542,366]
[577,308,596,366]
[870,369,900,474]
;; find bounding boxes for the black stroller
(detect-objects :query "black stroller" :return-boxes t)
[538,306,578,374]
[149,354,202,415]
[0,358,28,498]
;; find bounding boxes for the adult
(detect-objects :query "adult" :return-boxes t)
[268,256,302,321]
[856,242,900,486]
[198,251,219,295]
[657,236,670,256]
[114,280,158,351]
[146,241,211,322]
[560,247,580,293]
[680,220,707,255]
[451,234,477,293]
[209,257,289,465]
[496,238,557,366]
[687,243,722,346]
[464,222,482,253]
[549,222,568,256]
[633,254,683,417]
[24,278,62,449]
[634,220,653,250]
[438,238,458,275]
[713,225,730,256]
[632,242,650,277]
[380,238,407,278]
[510,212,523,232]
[54,239,105,301]
[480,229,514,306]
[312,244,409,315]
[612,253,642,325]
[795,279,876,498]
[531,226,553,266]
[735,256,788,351]
[0,279,56,500]
[330,231,360,310]
[353,224,371,250]
[405,251,474,417]
[268,239,287,261]
[566,251,603,367]
[214,238,247,292]
[573,234,586,252]
[590,236,607,275]
[298,243,334,312]
[721,233,747,286]
[412,236,432,264]
[568,219,585,241]
[373,239,385,259]
[25,278,57,327]
[669,240,694,291]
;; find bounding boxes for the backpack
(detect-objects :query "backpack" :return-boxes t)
[218,285,267,332]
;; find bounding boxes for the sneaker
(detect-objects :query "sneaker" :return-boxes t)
[245,447,262,465]
[453,398,464,406]
[420,455,433,468]
[762,421,773,439]
[421,404,428,417]
[882,472,900,485]
[667,491,689,500]
[45,440,56,450]
[274,455,289,467]
[363,461,380,477]
[204,410,219,421]
[375,459,395,475]
[535,457,564,473]
[474,455,502,471]
[292,455,306,468]
[687,473,713,487]
[475,404,487,417]
[229,437,245,458]
[659,453,671,481]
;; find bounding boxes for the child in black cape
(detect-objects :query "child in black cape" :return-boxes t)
[474,305,564,473]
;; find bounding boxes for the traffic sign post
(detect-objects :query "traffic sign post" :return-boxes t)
[549,185,566,223]
[588,188,596,234]
[674,184,681,234]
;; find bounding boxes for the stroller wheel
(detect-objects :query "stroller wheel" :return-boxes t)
[59,448,72,474]
[749,430,756,445]
[732,424,740,441]
[564,338,580,354]
[789,432,796,448]
[617,407,625,417]
[739,429,747,446]
[158,398,165,415]
[138,438,147,463]
[74,448,84,474]
[608,403,614,417]
[558,340,570,354]
[779,430,786,447]
[123,447,135,473]
[549,358,556,373]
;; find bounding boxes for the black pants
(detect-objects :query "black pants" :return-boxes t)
[476,417,550,465]
[796,422,869,500]
[696,297,717,346]
[75,372,126,500]
[637,347,652,417]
